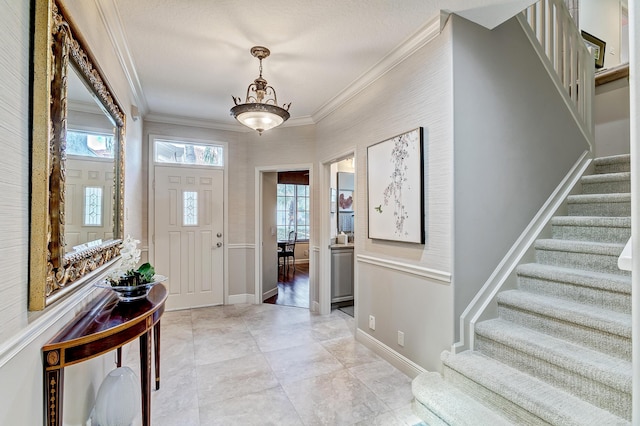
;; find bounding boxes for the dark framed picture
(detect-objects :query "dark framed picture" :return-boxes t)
[367,127,425,244]
[581,30,606,69]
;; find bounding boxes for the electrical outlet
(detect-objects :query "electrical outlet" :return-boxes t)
[369,315,376,330]
[397,331,405,347]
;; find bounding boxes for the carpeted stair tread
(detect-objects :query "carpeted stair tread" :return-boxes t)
[551,216,631,244]
[412,372,513,426]
[551,216,631,228]
[567,193,630,203]
[535,238,624,255]
[475,318,631,393]
[581,171,630,184]
[497,290,631,338]
[593,154,630,170]
[516,263,631,294]
[441,351,629,426]
[581,172,631,194]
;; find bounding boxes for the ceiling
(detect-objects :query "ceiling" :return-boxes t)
[99,0,533,131]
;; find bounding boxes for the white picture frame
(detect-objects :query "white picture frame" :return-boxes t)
[367,127,424,244]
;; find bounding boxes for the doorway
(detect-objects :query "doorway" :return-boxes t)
[149,136,227,311]
[319,151,356,317]
[255,165,313,309]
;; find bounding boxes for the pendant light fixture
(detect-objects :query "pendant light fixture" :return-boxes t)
[230,46,291,135]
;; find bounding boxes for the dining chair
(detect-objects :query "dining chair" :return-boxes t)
[278,231,297,275]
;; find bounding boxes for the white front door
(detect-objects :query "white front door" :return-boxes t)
[154,165,224,309]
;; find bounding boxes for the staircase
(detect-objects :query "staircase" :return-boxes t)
[413,154,632,425]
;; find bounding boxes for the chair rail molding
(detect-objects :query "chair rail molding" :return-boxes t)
[357,254,451,284]
[1,267,113,369]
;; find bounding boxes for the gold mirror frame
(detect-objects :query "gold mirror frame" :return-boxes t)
[30,0,125,310]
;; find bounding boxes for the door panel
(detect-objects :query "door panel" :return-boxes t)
[154,166,224,309]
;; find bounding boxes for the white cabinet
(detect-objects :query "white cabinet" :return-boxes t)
[331,245,354,302]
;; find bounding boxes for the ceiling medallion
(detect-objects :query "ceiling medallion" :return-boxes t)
[230,46,291,135]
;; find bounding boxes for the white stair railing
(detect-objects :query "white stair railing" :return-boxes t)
[517,0,595,151]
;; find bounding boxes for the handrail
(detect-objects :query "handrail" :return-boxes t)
[517,0,595,152]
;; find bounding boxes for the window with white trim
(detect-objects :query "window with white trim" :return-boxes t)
[276,184,309,241]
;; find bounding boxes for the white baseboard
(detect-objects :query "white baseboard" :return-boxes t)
[227,294,254,305]
[356,328,426,379]
[262,287,278,301]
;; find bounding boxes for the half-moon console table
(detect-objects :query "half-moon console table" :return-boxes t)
[42,284,167,426]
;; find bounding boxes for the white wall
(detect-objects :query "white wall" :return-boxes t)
[316,22,455,371]
[581,0,625,69]
[0,0,145,423]
[450,15,589,341]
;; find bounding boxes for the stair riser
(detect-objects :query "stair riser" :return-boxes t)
[442,367,549,425]
[594,162,630,174]
[581,179,630,194]
[535,249,629,276]
[552,224,630,244]
[517,275,631,314]
[476,336,631,420]
[497,305,631,360]
[567,202,630,216]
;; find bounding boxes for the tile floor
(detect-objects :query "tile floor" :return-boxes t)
[123,303,425,425]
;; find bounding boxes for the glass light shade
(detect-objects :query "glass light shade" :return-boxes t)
[91,367,141,426]
[230,103,290,134]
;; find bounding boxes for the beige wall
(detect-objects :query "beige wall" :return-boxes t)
[142,122,315,298]
[316,23,455,371]
[594,78,631,157]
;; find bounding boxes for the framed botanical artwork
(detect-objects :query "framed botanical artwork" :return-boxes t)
[581,30,606,69]
[367,127,424,244]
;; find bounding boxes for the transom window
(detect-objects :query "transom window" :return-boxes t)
[154,140,224,167]
[277,184,309,241]
[67,130,115,158]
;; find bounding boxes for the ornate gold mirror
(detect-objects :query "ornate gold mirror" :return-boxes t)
[30,0,125,310]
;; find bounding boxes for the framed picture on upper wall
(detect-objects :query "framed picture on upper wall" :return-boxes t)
[367,127,425,244]
[581,30,606,69]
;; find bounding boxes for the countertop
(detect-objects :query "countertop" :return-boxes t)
[330,243,354,249]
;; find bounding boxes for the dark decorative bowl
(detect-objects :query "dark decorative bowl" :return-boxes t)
[96,275,168,302]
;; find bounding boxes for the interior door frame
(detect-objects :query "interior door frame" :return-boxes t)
[319,148,356,315]
[255,163,314,306]
[148,134,229,305]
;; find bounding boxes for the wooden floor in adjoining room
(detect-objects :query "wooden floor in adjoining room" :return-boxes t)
[264,262,309,308]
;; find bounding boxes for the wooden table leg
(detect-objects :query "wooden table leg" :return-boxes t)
[116,347,122,367]
[139,329,152,426]
[153,320,161,390]
[44,367,63,426]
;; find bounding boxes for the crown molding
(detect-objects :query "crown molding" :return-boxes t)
[145,113,244,132]
[94,0,149,115]
[145,113,316,133]
[311,15,442,123]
